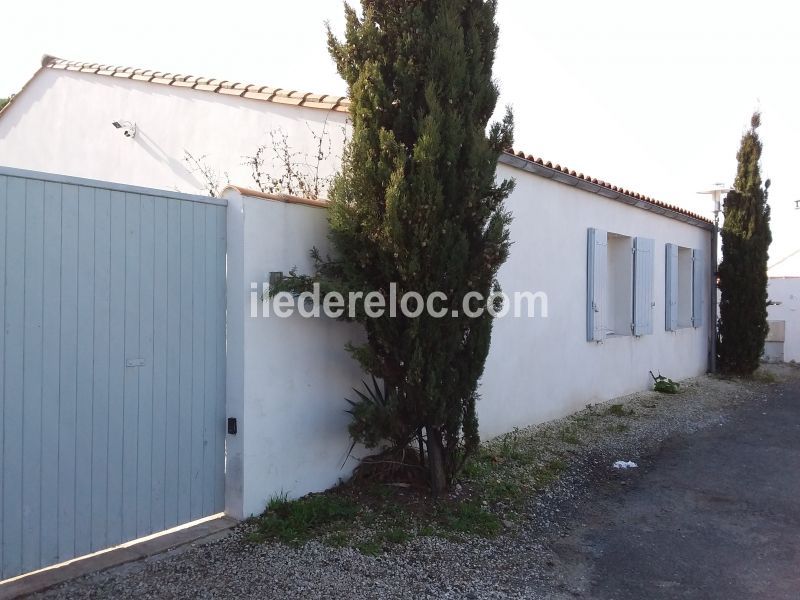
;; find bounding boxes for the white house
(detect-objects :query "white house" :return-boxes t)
[0,55,713,578]
[766,277,800,363]
[0,55,350,196]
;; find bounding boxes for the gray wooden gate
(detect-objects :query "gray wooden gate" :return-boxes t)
[0,167,227,580]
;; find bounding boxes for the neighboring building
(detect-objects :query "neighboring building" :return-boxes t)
[767,277,800,363]
[0,55,349,196]
[0,56,714,524]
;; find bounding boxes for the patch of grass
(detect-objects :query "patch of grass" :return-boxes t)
[380,527,411,544]
[606,403,634,417]
[251,493,360,545]
[571,412,596,429]
[249,415,579,553]
[483,479,522,503]
[324,531,351,548]
[532,458,568,488]
[438,501,501,536]
[750,369,778,383]
[559,427,581,445]
[462,453,493,478]
[493,428,536,465]
[607,423,630,433]
[367,483,395,498]
[357,540,383,556]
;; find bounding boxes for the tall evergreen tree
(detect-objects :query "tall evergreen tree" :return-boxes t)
[717,112,772,375]
[323,0,514,494]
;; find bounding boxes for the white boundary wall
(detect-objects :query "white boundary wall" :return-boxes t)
[224,169,712,517]
[767,277,800,363]
[224,189,364,519]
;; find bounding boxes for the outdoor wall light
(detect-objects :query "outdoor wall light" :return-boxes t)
[111,120,137,139]
[269,271,284,288]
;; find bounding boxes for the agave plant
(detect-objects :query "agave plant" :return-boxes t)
[650,371,680,394]
[345,376,412,450]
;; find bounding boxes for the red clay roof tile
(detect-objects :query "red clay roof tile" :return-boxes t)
[26,56,709,225]
[503,148,711,224]
[41,55,350,113]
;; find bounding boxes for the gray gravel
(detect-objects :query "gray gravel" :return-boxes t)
[34,367,795,600]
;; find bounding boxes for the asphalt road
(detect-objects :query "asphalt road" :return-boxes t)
[550,377,800,599]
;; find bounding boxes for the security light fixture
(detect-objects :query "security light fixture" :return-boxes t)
[111,120,136,139]
[697,183,732,375]
[698,184,732,225]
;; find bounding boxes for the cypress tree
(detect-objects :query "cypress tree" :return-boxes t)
[717,112,772,375]
[324,0,515,494]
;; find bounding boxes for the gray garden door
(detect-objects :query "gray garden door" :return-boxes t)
[0,167,227,580]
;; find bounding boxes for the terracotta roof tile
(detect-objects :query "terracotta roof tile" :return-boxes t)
[502,148,712,225]
[41,55,350,113]
[16,55,707,226]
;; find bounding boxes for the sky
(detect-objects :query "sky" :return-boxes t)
[3,0,800,274]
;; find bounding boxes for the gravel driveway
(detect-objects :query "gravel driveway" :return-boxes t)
[33,366,800,599]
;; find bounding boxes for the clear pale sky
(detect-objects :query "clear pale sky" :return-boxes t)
[3,0,799,274]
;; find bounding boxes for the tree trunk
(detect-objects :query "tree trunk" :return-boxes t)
[426,425,448,497]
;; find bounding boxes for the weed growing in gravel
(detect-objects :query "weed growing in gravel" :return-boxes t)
[250,493,359,545]
[559,427,581,445]
[248,397,651,555]
[324,531,351,548]
[357,540,383,556]
[750,368,778,384]
[532,458,568,488]
[483,479,523,503]
[571,412,596,429]
[606,403,634,417]
[418,525,437,537]
[607,423,630,433]
[379,527,410,544]
[438,501,502,536]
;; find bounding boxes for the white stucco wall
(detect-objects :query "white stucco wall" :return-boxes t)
[477,165,712,438]
[225,189,365,519]
[225,174,711,516]
[1,68,713,517]
[767,277,800,363]
[0,69,348,195]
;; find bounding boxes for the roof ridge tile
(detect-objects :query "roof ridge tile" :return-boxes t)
[41,54,350,113]
[503,148,712,225]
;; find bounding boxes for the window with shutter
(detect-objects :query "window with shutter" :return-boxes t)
[692,248,705,328]
[665,243,679,331]
[587,228,607,341]
[665,244,695,330]
[607,233,634,337]
[633,237,655,336]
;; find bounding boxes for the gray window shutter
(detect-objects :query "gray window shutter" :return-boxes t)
[633,237,655,336]
[692,248,705,328]
[587,228,607,341]
[665,243,679,331]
